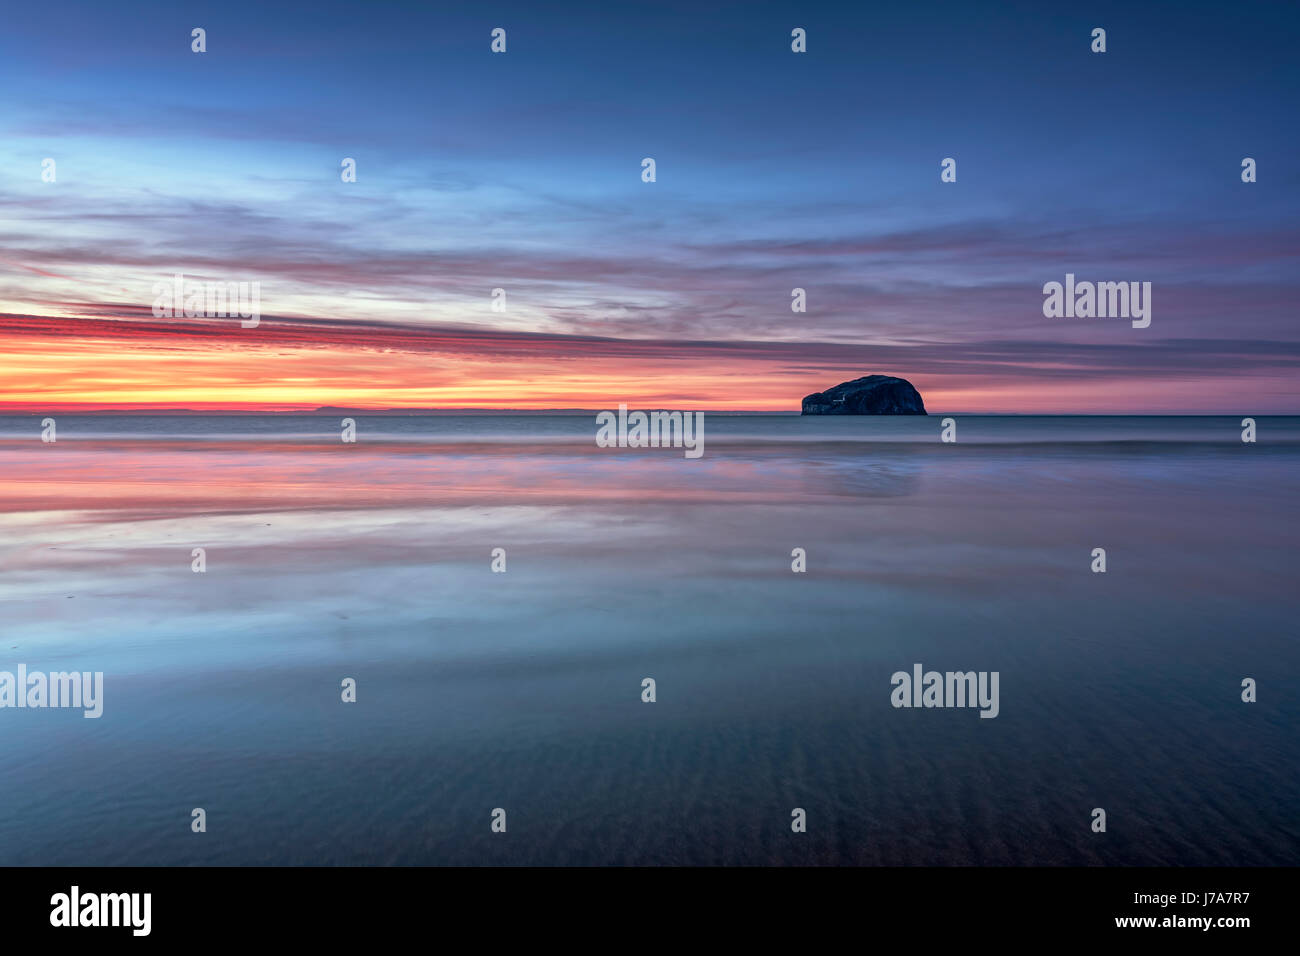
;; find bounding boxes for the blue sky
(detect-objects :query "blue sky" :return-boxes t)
[1,0,1297,410]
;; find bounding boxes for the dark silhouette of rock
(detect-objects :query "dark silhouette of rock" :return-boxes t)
[801,375,927,415]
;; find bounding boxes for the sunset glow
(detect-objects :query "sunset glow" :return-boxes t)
[1,4,1296,413]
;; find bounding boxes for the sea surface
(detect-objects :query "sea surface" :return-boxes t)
[0,414,1296,865]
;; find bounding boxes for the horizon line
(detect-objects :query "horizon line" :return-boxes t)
[0,404,1290,417]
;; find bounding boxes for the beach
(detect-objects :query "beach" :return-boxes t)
[0,414,1296,865]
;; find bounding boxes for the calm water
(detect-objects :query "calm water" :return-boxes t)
[0,414,1296,865]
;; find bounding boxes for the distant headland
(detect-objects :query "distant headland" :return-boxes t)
[801,375,927,415]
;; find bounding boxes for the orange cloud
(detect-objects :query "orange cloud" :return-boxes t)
[2,311,1296,413]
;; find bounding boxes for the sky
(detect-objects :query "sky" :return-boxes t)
[0,0,1297,412]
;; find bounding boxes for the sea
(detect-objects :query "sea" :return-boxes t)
[0,413,1295,865]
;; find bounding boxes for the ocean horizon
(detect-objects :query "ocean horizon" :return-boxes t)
[1,413,1295,865]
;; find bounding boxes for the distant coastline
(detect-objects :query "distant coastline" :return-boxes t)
[0,408,1294,417]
